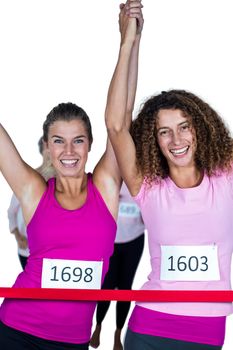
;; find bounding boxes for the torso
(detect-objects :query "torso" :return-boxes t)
[133,171,233,317]
[0,174,117,344]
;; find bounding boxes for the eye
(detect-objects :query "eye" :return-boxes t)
[180,123,190,132]
[54,139,63,144]
[74,138,84,144]
[158,129,169,137]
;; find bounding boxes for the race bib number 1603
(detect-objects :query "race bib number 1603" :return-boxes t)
[160,245,220,281]
[41,258,103,289]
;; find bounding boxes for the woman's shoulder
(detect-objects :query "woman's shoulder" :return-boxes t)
[208,165,233,193]
[210,164,233,179]
[132,176,163,203]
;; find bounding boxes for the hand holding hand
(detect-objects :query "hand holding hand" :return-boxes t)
[119,0,144,45]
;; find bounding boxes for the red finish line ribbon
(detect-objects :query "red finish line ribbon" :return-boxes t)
[1,288,233,302]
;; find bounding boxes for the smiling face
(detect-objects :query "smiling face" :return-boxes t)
[156,109,196,171]
[47,119,90,178]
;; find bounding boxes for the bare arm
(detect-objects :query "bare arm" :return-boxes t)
[105,0,144,196]
[124,2,143,127]
[11,228,28,249]
[94,1,143,218]
[0,123,46,223]
[93,1,143,217]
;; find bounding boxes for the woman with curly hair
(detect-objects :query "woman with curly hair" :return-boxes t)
[105,2,233,349]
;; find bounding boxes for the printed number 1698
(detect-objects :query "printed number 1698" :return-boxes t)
[50,266,93,283]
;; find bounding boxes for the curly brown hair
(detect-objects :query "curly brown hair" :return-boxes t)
[131,89,233,183]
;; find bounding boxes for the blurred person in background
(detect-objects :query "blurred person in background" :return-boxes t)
[7,136,55,270]
[90,182,145,350]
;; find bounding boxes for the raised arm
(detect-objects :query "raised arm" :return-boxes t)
[93,1,143,218]
[105,0,144,196]
[0,124,46,223]
[120,2,143,128]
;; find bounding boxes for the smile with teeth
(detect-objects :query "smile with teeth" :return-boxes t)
[170,146,189,156]
[60,159,79,167]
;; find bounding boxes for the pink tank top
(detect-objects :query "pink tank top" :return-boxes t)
[0,174,116,344]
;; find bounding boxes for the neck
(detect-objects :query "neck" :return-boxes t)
[55,173,88,196]
[169,166,203,189]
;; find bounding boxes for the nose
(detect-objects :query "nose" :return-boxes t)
[64,142,74,154]
[171,131,182,145]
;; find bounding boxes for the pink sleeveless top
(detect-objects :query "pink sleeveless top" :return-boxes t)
[0,174,116,344]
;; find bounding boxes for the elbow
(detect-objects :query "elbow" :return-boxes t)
[105,122,124,135]
[105,111,125,134]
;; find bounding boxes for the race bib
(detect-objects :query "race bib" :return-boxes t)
[160,245,220,281]
[119,202,140,218]
[41,258,103,289]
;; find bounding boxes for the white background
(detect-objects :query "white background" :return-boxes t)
[0,0,233,349]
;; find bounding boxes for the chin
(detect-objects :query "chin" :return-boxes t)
[169,156,194,168]
[57,169,79,177]
[175,160,194,168]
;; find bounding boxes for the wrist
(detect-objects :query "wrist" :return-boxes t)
[135,33,142,41]
[120,39,135,52]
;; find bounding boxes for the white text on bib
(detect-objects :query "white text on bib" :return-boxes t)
[119,202,140,218]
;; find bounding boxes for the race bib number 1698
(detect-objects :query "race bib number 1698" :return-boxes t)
[41,258,103,289]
